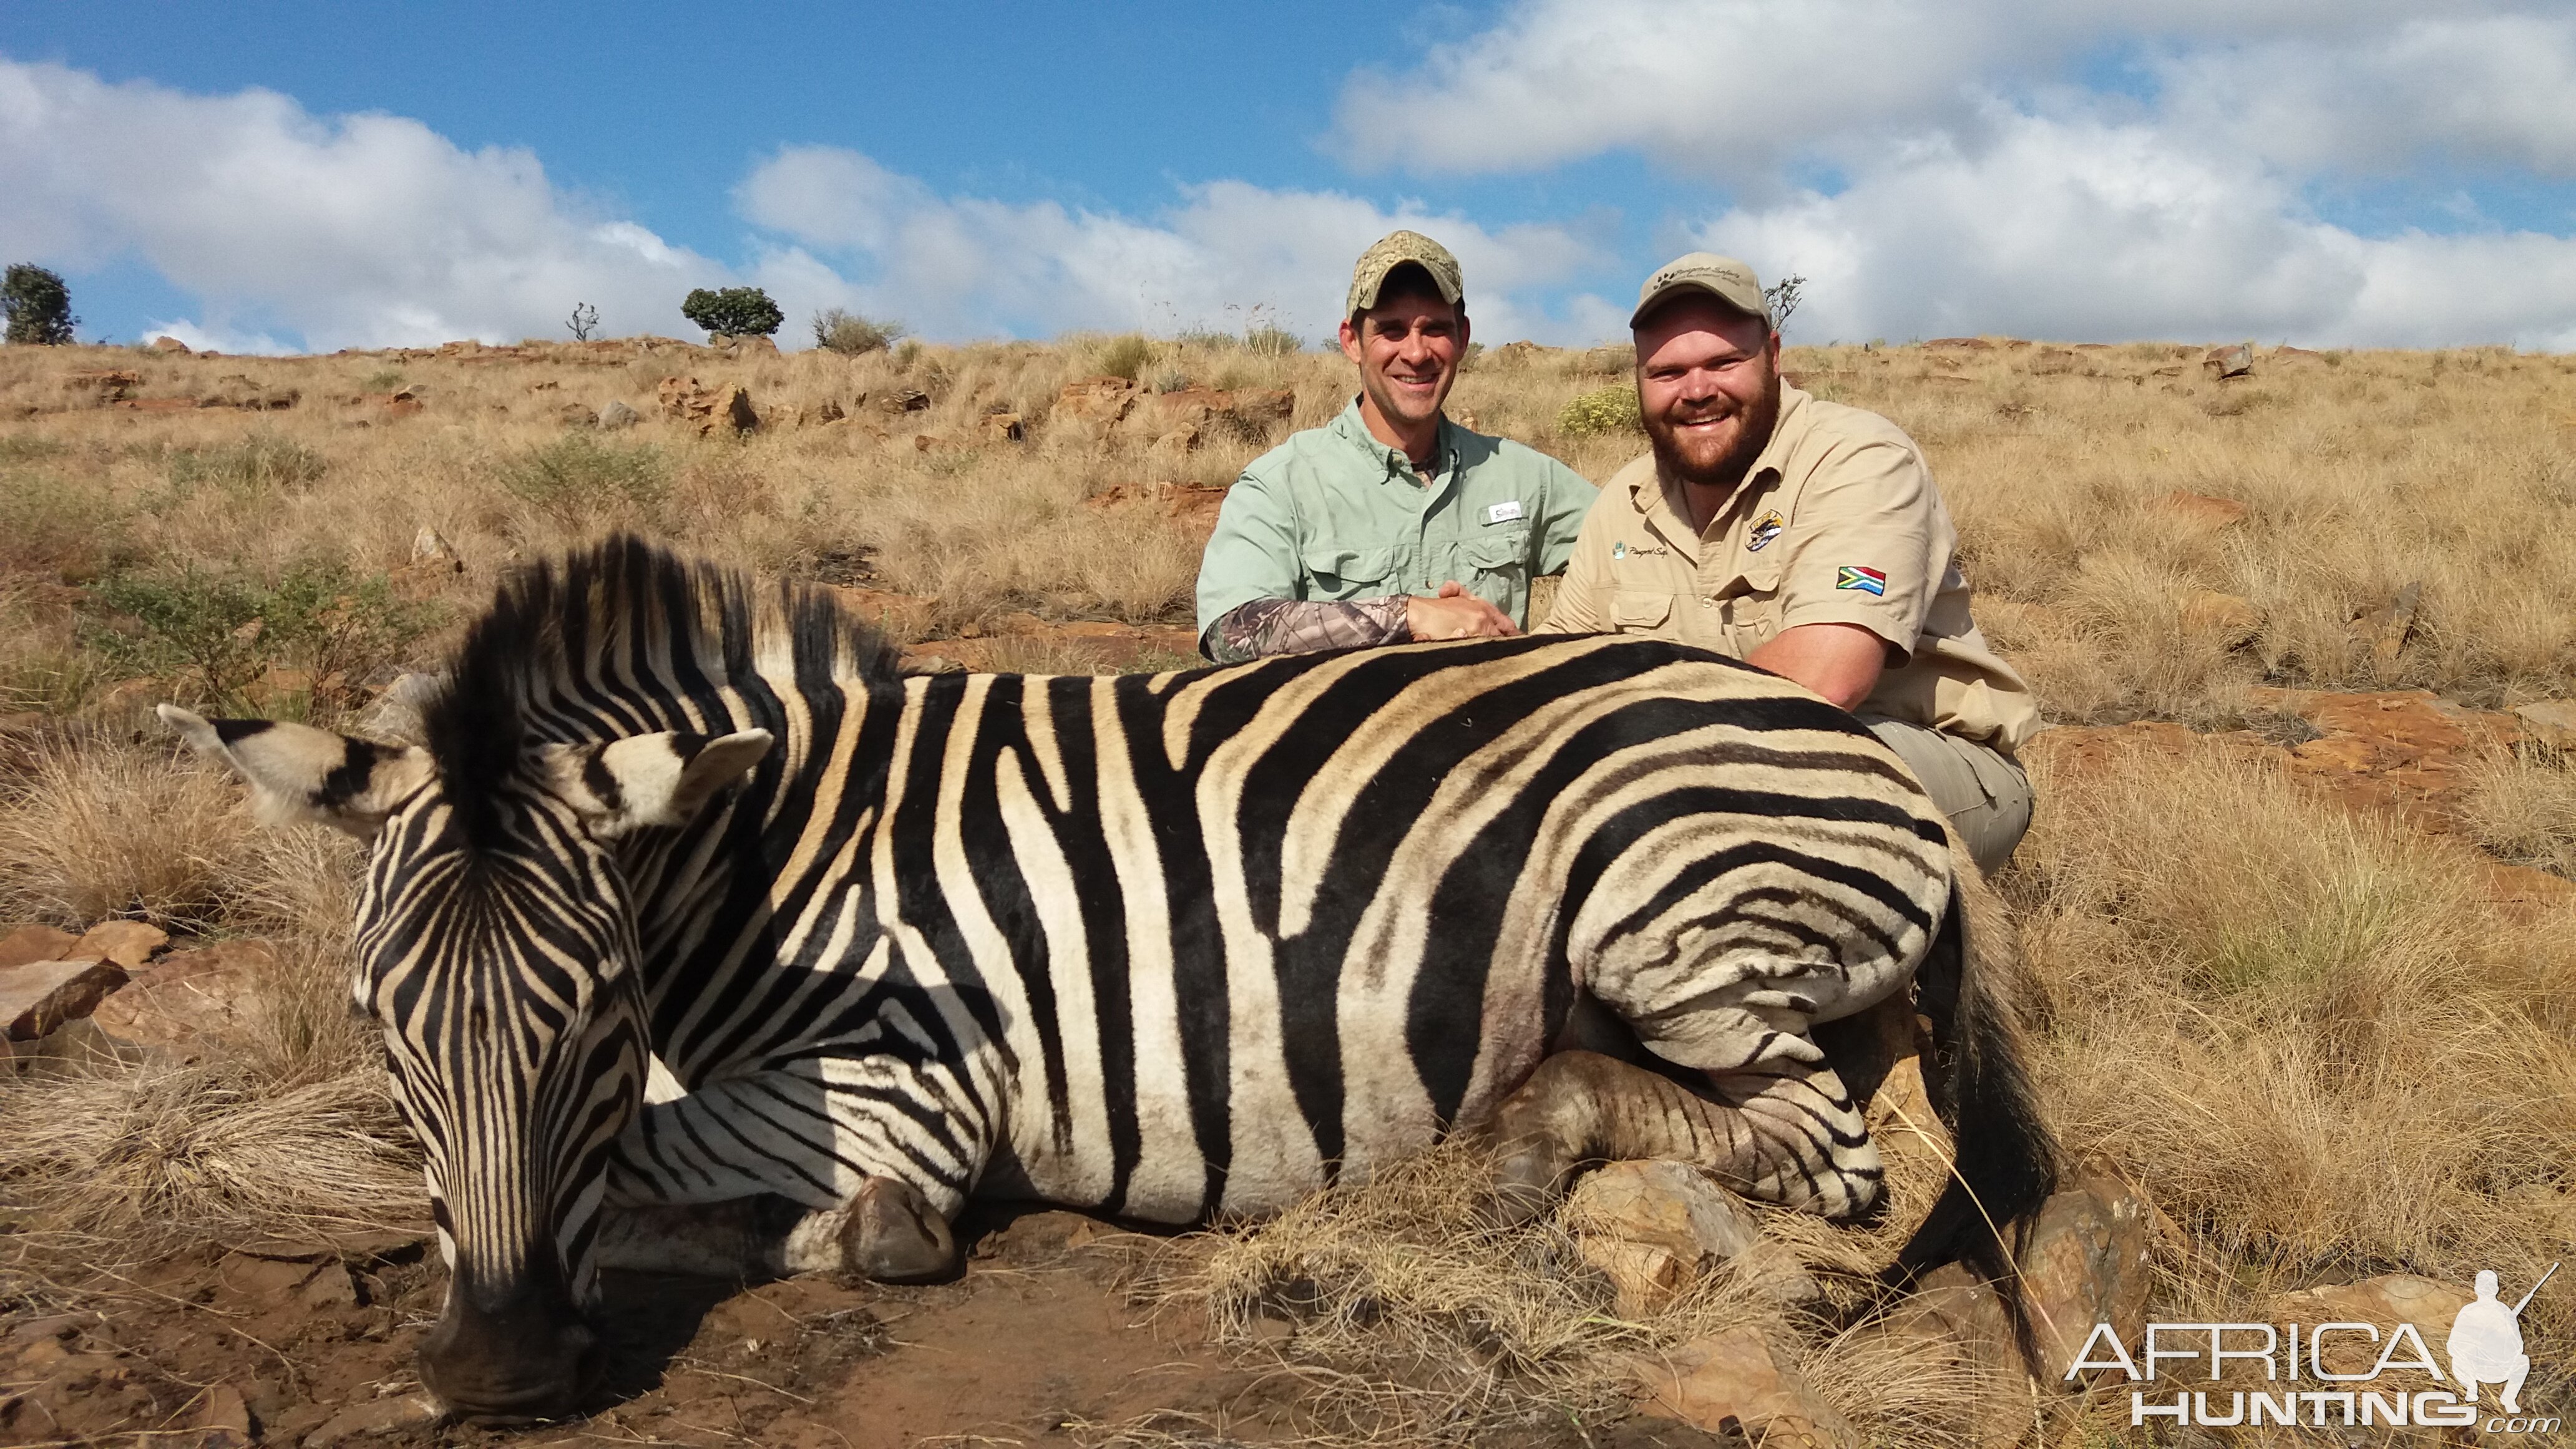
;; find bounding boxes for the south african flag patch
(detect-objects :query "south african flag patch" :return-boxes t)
[1836,565,1888,595]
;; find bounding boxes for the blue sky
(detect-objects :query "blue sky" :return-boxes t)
[7,2,2576,351]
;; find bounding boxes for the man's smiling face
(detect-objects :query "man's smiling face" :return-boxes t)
[1635,296,1780,491]
[1340,286,1467,443]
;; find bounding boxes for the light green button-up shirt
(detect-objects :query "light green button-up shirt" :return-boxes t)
[1195,398,1598,640]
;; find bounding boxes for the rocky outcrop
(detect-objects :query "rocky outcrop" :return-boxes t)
[656,376,758,435]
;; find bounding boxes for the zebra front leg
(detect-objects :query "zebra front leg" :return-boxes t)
[605,1063,988,1284]
[1488,1049,1880,1224]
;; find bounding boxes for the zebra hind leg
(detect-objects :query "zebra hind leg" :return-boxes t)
[1486,1049,1880,1226]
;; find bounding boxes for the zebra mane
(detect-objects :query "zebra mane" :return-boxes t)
[420,534,900,842]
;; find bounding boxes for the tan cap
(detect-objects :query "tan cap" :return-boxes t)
[1346,230,1464,319]
[1630,252,1770,329]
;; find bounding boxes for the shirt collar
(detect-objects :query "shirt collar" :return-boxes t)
[1335,396,1458,484]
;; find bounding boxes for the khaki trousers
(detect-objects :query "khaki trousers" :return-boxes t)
[1857,716,2033,876]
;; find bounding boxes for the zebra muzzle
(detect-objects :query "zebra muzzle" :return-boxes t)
[417,1262,602,1420]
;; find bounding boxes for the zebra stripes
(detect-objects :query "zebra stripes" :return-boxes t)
[170,537,2051,1416]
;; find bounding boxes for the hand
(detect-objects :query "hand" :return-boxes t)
[1407,582,1520,641]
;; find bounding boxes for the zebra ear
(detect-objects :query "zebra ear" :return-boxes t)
[547,729,773,839]
[159,704,434,838]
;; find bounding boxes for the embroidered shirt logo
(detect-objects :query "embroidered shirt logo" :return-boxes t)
[1485,500,1525,525]
[1612,542,1627,559]
[1747,510,1784,552]
[1836,565,1888,596]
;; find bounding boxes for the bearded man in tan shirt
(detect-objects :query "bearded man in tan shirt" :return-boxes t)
[1543,254,2040,872]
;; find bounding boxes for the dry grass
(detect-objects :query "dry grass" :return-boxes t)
[6,333,2576,1440]
[0,735,255,929]
[1139,1143,1989,1448]
[2463,744,2576,878]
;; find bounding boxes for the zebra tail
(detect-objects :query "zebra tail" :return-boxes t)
[1891,851,2059,1286]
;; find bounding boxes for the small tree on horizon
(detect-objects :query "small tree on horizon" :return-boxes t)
[1765,273,1805,335]
[565,301,600,341]
[681,287,784,340]
[4,264,79,345]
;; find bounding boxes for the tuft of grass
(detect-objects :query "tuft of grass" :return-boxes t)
[0,737,253,929]
[1090,332,1156,383]
[165,432,329,495]
[1556,383,1641,437]
[2462,745,2576,879]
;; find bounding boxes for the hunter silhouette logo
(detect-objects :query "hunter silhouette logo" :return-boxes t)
[2065,1263,2559,1434]
[2450,1264,2553,1415]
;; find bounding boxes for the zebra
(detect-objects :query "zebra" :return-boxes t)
[162,536,2054,1420]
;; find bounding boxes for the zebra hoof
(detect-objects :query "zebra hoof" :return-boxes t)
[842,1176,957,1282]
[1486,1144,1567,1228]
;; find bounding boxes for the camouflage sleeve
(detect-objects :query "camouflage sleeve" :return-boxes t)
[1201,596,1413,663]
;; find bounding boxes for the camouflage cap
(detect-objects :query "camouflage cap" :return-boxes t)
[1346,230,1465,320]
[1630,251,1770,330]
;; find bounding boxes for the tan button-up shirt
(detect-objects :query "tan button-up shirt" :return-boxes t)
[1541,385,2039,755]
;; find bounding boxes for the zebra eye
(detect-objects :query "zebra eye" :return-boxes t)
[347,995,370,1021]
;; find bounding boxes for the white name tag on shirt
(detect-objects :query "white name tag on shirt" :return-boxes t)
[1485,500,1525,524]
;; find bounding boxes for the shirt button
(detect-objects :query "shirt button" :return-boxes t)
[1700,598,1715,608]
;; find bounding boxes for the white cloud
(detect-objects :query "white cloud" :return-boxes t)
[1335,0,2576,347]
[0,59,722,351]
[736,145,1610,344]
[1705,111,2576,349]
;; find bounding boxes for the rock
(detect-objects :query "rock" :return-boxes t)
[1858,1262,2031,1447]
[597,398,641,429]
[655,376,759,435]
[1562,1161,1763,1310]
[2016,1178,2157,1385]
[1,959,131,1040]
[1635,1325,1854,1449]
[1486,340,1550,368]
[301,1393,441,1448]
[408,526,462,572]
[876,386,932,415]
[70,919,169,969]
[1148,426,1201,463]
[0,925,79,971]
[89,939,271,1052]
[1728,1240,1825,1309]
[2515,698,2576,753]
[2351,580,2422,675]
[1227,388,1295,428]
[1052,376,1138,441]
[178,1382,255,1449]
[2180,590,2262,642]
[1927,336,1994,349]
[2203,342,2255,379]
[2155,489,2250,529]
[2261,1275,2471,1380]
[983,411,1025,442]
[62,369,142,403]
[299,1263,361,1309]
[150,335,193,353]
[556,400,598,427]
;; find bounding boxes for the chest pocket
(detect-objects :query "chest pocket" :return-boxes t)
[1457,527,1530,580]
[1610,592,1673,633]
[1721,554,1786,650]
[1301,545,1398,598]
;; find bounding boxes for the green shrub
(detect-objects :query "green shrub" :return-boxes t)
[1090,333,1155,383]
[1557,384,1642,437]
[2,264,78,346]
[87,560,439,716]
[681,286,784,339]
[811,308,907,356]
[498,434,671,516]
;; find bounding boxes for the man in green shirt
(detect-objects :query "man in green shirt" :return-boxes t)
[1195,230,1597,663]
